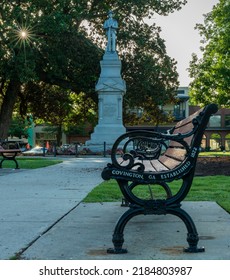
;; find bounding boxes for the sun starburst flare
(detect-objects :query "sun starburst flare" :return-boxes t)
[12,24,35,47]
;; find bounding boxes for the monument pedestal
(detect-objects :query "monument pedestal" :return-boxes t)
[86,52,126,151]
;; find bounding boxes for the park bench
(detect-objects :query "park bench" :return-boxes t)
[101,103,218,254]
[0,141,21,169]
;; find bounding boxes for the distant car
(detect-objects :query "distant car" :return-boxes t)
[61,144,70,149]
[22,147,48,156]
[57,143,80,155]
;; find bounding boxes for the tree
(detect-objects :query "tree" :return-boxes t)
[0,0,187,139]
[25,84,97,145]
[25,83,74,145]
[8,116,29,139]
[189,0,230,107]
[0,0,102,139]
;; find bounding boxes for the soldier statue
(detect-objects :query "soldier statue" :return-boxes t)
[103,10,118,52]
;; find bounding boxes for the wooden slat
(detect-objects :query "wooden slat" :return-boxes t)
[183,136,193,145]
[172,122,194,135]
[169,135,193,148]
[0,149,21,153]
[168,141,184,148]
[174,108,202,128]
[159,155,182,170]
[149,159,169,172]
[164,147,187,161]
[139,160,155,172]
[0,150,21,157]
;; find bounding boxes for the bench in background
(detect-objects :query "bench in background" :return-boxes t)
[0,141,21,169]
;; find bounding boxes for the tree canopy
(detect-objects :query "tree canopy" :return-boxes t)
[189,0,230,107]
[0,0,187,139]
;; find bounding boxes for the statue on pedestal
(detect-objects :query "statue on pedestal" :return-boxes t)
[103,10,118,52]
[85,10,125,149]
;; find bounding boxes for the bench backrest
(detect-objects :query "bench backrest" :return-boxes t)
[158,104,218,170]
[0,141,20,150]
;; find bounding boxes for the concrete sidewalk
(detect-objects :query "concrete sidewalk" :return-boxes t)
[21,201,230,260]
[0,157,109,259]
[0,157,230,260]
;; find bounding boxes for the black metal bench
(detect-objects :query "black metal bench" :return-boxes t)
[101,103,218,254]
[0,141,21,169]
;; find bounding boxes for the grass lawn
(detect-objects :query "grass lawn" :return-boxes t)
[85,152,230,211]
[84,175,230,213]
[0,157,62,169]
[199,151,230,157]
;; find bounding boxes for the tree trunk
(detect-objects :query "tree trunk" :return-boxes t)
[0,80,20,140]
[56,124,62,146]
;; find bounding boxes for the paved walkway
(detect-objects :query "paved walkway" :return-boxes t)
[0,157,108,259]
[0,157,230,260]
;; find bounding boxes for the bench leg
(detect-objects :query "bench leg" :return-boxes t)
[167,207,205,253]
[0,158,19,169]
[108,205,205,254]
[107,206,144,254]
[13,158,19,169]
[110,179,204,253]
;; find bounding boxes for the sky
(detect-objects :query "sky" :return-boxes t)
[153,0,219,87]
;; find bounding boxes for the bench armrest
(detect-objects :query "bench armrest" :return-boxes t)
[110,130,190,170]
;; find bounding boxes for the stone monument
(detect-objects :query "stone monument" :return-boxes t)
[86,10,126,150]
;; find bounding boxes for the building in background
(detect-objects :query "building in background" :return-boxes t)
[162,86,190,121]
[190,106,230,151]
